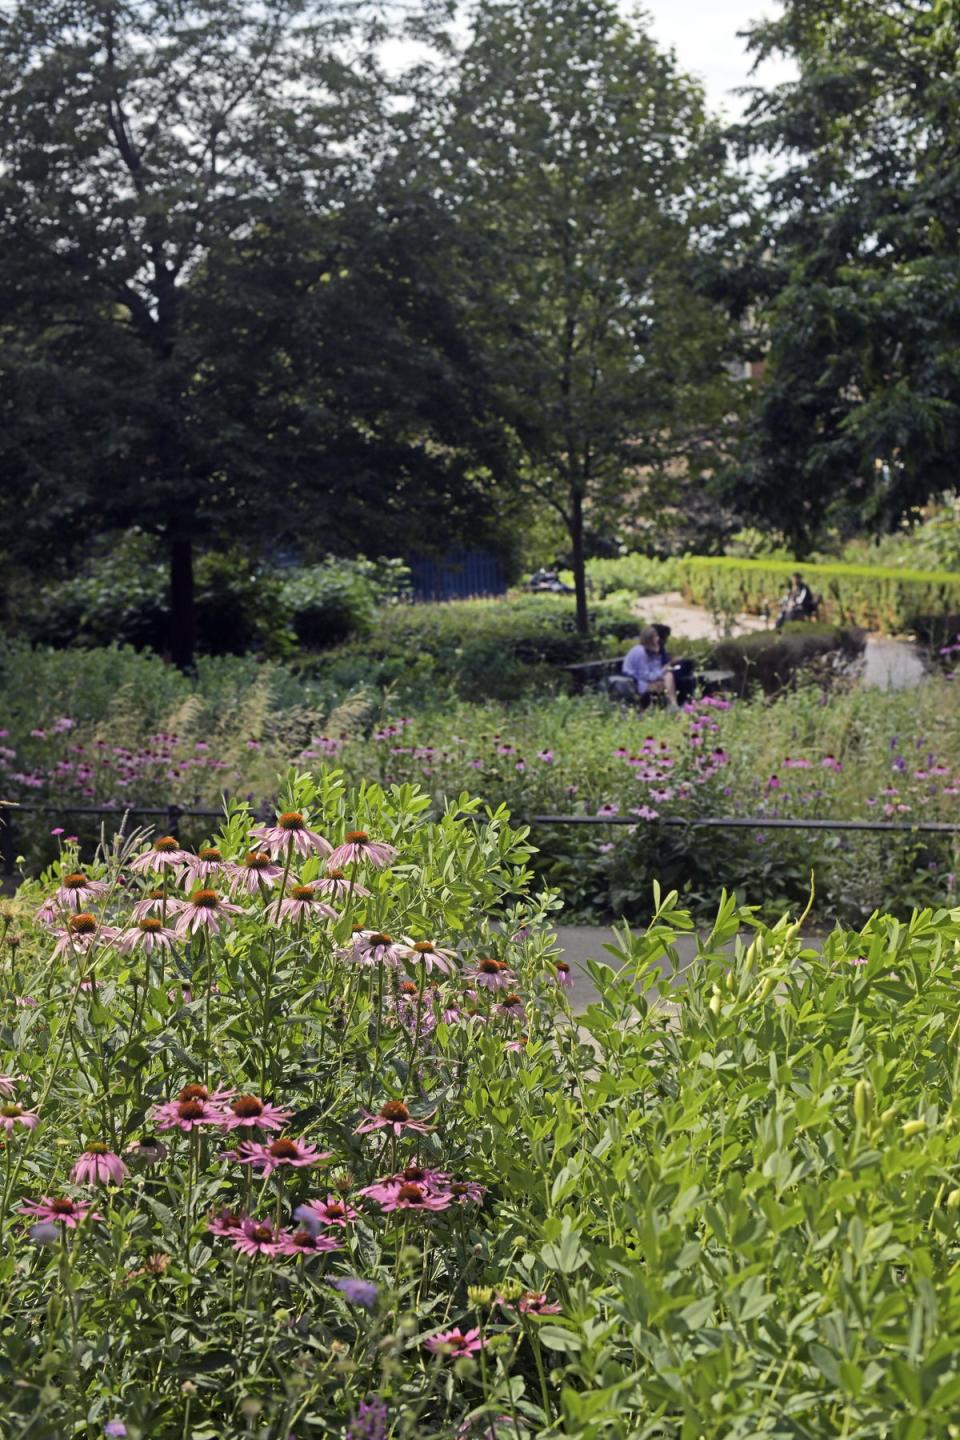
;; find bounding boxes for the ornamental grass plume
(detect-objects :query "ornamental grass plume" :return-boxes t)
[0,1104,38,1136]
[249,811,332,861]
[327,830,396,870]
[355,1100,435,1137]
[425,1327,488,1357]
[70,1145,128,1186]
[128,836,191,873]
[19,1196,102,1228]
[170,889,245,938]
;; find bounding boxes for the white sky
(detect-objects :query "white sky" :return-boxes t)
[637,0,796,120]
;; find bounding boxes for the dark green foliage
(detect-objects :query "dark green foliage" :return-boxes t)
[708,624,866,695]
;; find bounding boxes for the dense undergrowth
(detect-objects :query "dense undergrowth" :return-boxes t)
[5,776,960,1435]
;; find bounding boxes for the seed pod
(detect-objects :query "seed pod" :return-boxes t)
[853,1080,873,1126]
[947,1188,960,1211]
[902,1119,927,1139]
[881,1107,896,1126]
[756,974,776,1003]
[709,990,722,1016]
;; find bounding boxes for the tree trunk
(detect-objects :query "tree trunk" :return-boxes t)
[570,488,589,635]
[169,535,195,672]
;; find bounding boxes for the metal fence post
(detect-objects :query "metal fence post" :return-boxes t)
[0,807,15,878]
[167,803,182,840]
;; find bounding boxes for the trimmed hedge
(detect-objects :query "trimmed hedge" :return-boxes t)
[708,622,866,695]
[680,555,960,633]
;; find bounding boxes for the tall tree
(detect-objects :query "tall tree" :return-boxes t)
[436,0,749,631]
[0,0,408,667]
[733,0,960,550]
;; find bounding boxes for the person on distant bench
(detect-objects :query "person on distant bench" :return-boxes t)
[623,625,679,710]
[775,572,816,629]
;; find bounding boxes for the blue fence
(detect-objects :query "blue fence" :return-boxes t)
[408,550,506,601]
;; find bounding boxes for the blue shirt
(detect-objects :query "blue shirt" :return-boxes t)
[623,644,665,695]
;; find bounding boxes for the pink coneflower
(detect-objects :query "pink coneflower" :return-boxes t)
[425,1327,487,1357]
[118,917,178,954]
[70,1145,128,1186]
[396,938,456,974]
[226,850,284,895]
[52,912,119,958]
[152,1096,226,1132]
[176,1082,235,1104]
[275,884,337,924]
[295,1195,360,1228]
[471,957,513,991]
[279,1227,340,1257]
[249,812,332,861]
[359,1164,451,1205]
[0,1104,38,1136]
[207,1207,245,1237]
[20,1196,102,1229]
[225,1137,330,1176]
[495,990,525,1017]
[55,872,111,908]
[314,866,370,899]
[230,1217,287,1257]
[518,1292,562,1315]
[131,888,167,921]
[355,1100,435,1137]
[377,1181,452,1213]
[350,931,405,967]
[0,1075,18,1098]
[505,1034,529,1054]
[447,1178,486,1205]
[222,1094,292,1132]
[172,889,245,938]
[327,830,396,870]
[129,836,190,873]
[180,846,224,890]
[553,961,574,989]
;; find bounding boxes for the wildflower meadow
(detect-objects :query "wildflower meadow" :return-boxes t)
[4,767,960,1436]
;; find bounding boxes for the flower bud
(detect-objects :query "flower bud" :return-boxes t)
[881,1107,896,1125]
[947,1188,960,1211]
[497,1278,523,1301]
[468,1285,494,1306]
[709,990,722,1016]
[853,1080,873,1126]
[902,1119,927,1139]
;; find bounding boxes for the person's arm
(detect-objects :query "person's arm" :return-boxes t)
[623,646,655,695]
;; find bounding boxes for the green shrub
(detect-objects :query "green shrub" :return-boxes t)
[681,555,960,632]
[708,623,866,695]
[576,552,681,598]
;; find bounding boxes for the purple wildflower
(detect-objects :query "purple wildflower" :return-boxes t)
[345,1397,388,1440]
[331,1276,379,1311]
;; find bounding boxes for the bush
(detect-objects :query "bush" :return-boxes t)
[680,555,960,633]
[708,622,866,695]
[576,553,681,599]
[9,799,960,1437]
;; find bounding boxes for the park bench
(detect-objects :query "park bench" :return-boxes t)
[560,658,736,703]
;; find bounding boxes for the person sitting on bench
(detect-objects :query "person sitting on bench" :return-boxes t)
[623,625,679,710]
[775,572,816,629]
[653,623,696,703]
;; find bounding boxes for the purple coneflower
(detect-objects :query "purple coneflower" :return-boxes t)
[447,1179,486,1205]
[471,957,513,991]
[226,850,283,894]
[355,1100,435,1137]
[55,872,110,908]
[279,1227,340,1257]
[396,938,456,974]
[20,1196,101,1228]
[518,1291,562,1315]
[171,888,245,938]
[249,811,332,861]
[295,1194,360,1228]
[275,884,337,924]
[0,1104,38,1136]
[71,1145,128,1186]
[314,866,370,899]
[496,992,526,1022]
[207,1207,244,1237]
[553,961,574,989]
[359,1164,450,1205]
[505,1033,529,1054]
[330,1276,379,1310]
[52,912,119,958]
[131,888,166,921]
[129,836,190,873]
[327,830,396,870]
[152,1096,226,1132]
[377,1181,452,1213]
[350,931,405,967]
[230,1217,287,1257]
[0,1075,18,1098]
[425,1326,487,1356]
[222,1094,292,1132]
[225,1137,330,1176]
[180,846,224,889]
[124,1135,168,1165]
[117,917,178,954]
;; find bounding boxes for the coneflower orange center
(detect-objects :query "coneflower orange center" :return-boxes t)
[198,847,221,861]
[63,872,87,888]
[345,830,369,844]
[1,1105,22,1118]
[399,981,417,995]
[380,1100,409,1122]
[148,887,164,899]
[155,837,179,852]
[413,941,435,953]
[369,933,393,946]
[140,918,163,933]
[245,852,272,869]
[177,1100,205,1119]
[327,868,346,880]
[251,1224,273,1242]
[268,1139,300,1159]
[86,1142,110,1154]
[190,889,218,908]
[231,1095,263,1118]
[290,885,314,901]
[51,1198,76,1214]
[402,1165,426,1182]
[278,812,304,831]
[479,958,504,973]
[69,913,97,934]
[397,1183,424,1202]
[326,1203,345,1217]
[178,1084,209,1101]
[291,1229,315,1246]
[502,993,522,1007]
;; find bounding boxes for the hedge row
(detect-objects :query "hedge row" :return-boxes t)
[680,556,960,636]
